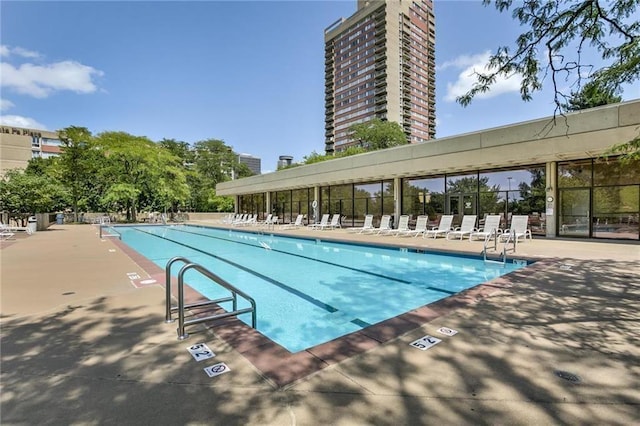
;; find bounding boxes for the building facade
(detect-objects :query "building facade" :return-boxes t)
[238,153,261,175]
[217,100,640,241]
[0,126,62,175]
[324,0,436,153]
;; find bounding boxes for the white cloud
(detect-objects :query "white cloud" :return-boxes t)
[0,114,47,129]
[0,45,41,58]
[13,47,42,59]
[437,52,491,71]
[0,99,15,111]
[1,61,104,98]
[441,51,522,102]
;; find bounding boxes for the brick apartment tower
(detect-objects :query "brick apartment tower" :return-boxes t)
[324,0,436,153]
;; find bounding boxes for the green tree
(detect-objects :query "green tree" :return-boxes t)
[188,139,248,212]
[563,78,623,111]
[302,151,329,166]
[95,131,186,221]
[193,139,238,185]
[0,169,68,225]
[158,138,195,165]
[101,183,140,215]
[348,119,408,150]
[58,126,98,222]
[458,0,640,159]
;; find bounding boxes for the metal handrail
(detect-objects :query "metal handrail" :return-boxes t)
[164,256,257,340]
[99,224,121,240]
[482,228,507,265]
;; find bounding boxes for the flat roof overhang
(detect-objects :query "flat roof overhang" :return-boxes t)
[217,100,640,196]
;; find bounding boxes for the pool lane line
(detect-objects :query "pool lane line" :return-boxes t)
[165,226,412,285]
[131,227,339,314]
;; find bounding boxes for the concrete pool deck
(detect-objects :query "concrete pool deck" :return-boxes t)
[1,223,639,425]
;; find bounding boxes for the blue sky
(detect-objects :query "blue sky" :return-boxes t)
[1,1,638,172]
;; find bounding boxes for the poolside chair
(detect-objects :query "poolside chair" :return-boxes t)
[1,221,33,235]
[389,215,410,236]
[398,215,429,237]
[347,214,374,233]
[446,215,477,240]
[317,214,341,230]
[469,215,502,242]
[423,215,454,239]
[308,214,330,230]
[257,214,273,227]
[0,224,16,240]
[282,214,304,229]
[373,215,393,235]
[499,215,532,243]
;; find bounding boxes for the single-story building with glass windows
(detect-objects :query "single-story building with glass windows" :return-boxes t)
[216,100,640,241]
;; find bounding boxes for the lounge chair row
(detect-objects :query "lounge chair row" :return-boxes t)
[346,214,532,242]
[1,222,34,240]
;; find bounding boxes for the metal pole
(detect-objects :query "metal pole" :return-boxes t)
[177,263,194,340]
[164,256,191,323]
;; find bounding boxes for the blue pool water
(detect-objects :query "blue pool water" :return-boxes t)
[116,225,524,352]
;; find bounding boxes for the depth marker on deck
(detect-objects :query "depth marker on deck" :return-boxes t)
[409,335,441,350]
[187,343,215,362]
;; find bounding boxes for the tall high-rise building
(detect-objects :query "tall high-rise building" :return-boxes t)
[238,153,261,175]
[324,0,436,153]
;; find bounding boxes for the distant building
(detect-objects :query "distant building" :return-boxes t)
[0,125,62,175]
[324,0,436,153]
[277,155,294,169]
[238,153,261,175]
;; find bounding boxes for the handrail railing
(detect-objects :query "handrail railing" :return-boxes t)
[99,224,121,240]
[164,256,257,340]
[482,228,507,265]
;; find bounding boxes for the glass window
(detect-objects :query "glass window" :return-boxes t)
[594,157,640,186]
[558,160,592,188]
[558,188,590,237]
[446,173,478,193]
[402,176,444,219]
[593,185,639,240]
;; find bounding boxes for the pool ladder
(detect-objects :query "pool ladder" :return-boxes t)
[165,256,257,340]
[481,229,517,265]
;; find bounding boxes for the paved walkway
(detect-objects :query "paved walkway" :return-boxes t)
[1,223,639,425]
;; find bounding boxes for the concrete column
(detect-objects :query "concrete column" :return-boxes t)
[265,192,271,216]
[545,161,557,237]
[313,186,320,223]
[394,177,401,228]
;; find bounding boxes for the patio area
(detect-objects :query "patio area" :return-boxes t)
[1,223,639,425]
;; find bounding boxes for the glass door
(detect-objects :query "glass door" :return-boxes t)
[559,188,590,237]
[446,193,477,227]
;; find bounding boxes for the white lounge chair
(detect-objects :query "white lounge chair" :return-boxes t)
[347,215,374,233]
[398,215,429,237]
[374,215,393,235]
[309,214,330,230]
[282,214,304,229]
[1,221,33,235]
[446,215,477,240]
[389,215,410,236]
[470,215,502,242]
[424,215,454,239]
[0,224,16,240]
[257,214,273,227]
[499,215,532,242]
[316,214,341,230]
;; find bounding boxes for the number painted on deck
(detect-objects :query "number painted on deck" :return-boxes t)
[187,343,215,361]
[409,335,442,351]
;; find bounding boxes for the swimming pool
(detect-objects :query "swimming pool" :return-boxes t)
[116,225,525,352]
